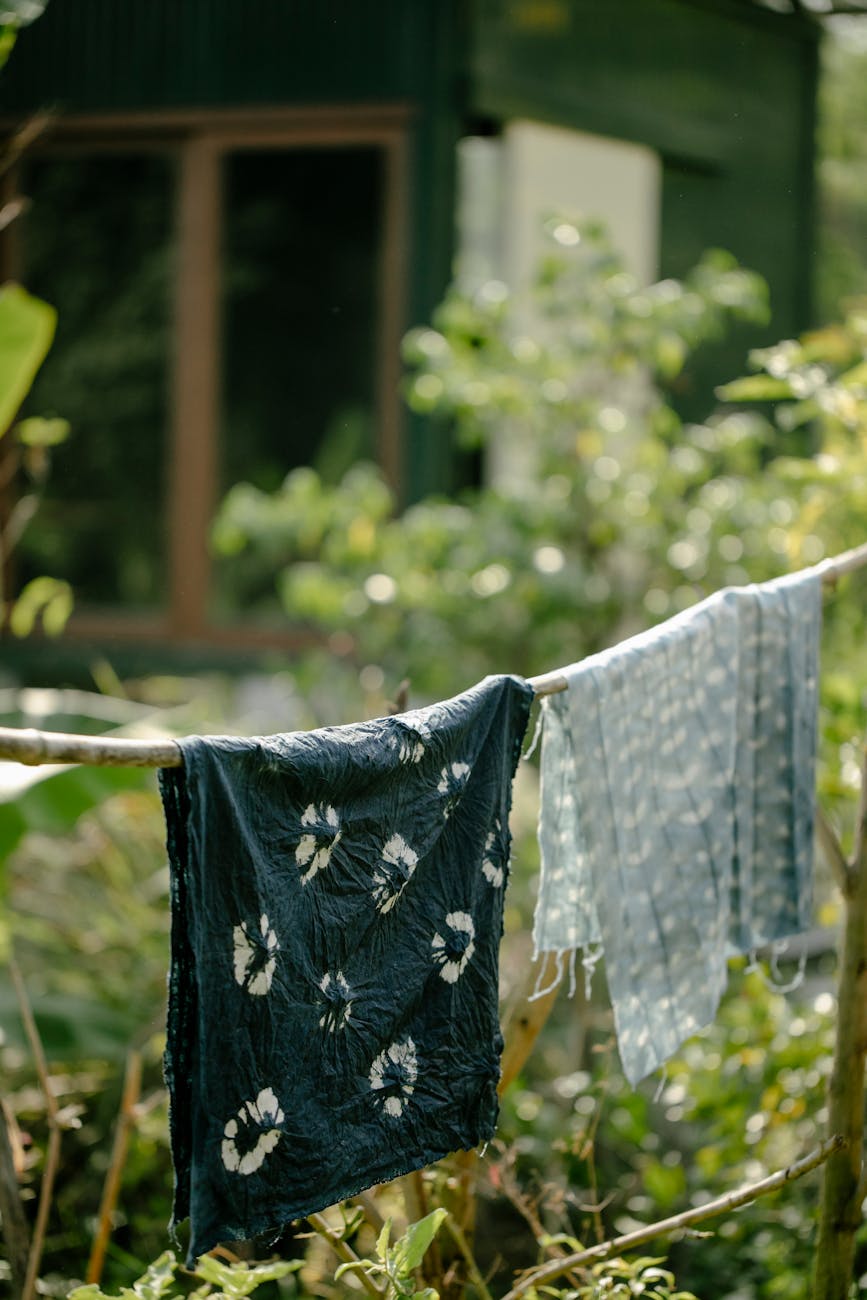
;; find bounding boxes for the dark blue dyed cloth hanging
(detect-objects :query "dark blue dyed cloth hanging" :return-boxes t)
[159,674,533,1261]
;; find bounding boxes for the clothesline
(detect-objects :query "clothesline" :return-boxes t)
[1,539,866,771]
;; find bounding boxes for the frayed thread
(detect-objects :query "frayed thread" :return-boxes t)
[529,944,602,1003]
[746,941,807,995]
[522,706,544,761]
[529,949,565,1001]
[581,944,603,1001]
[653,1066,669,1104]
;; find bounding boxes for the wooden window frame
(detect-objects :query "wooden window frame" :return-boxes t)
[5,104,411,648]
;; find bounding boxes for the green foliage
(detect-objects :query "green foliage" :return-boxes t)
[69,1249,300,1300]
[335,1209,447,1299]
[536,1254,697,1299]
[213,223,770,701]
[10,219,867,1300]
[16,413,71,446]
[0,282,56,434]
[498,963,840,1300]
[0,0,49,67]
[8,572,73,635]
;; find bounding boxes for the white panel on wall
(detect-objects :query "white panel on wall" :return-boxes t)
[502,119,661,288]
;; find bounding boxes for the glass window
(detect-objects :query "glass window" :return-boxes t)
[214,145,383,620]
[16,151,175,612]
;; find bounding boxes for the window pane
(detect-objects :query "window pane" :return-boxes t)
[16,152,174,612]
[215,146,382,620]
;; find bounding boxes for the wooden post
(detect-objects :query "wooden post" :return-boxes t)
[168,136,221,640]
[813,740,867,1298]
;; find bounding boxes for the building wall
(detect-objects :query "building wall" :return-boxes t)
[0,0,819,656]
[469,0,818,413]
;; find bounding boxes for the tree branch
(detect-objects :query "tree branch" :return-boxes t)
[442,1214,495,1300]
[814,740,867,1298]
[816,805,852,896]
[502,1136,844,1300]
[306,1211,387,1299]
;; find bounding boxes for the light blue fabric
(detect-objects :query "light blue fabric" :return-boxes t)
[534,569,822,1085]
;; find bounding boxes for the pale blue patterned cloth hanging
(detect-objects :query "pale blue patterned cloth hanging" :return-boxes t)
[534,569,822,1085]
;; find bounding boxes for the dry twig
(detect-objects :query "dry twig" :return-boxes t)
[9,959,63,1300]
[442,1214,495,1300]
[502,1136,844,1300]
[86,1049,144,1285]
[306,1211,386,1299]
[0,1099,29,1299]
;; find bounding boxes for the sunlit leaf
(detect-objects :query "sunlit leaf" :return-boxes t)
[9,575,73,637]
[0,283,56,436]
[16,415,70,447]
[392,1208,447,1274]
[0,0,50,23]
[376,1216,392,1263]
[715,375,794,402]
[191,1254,300,1297]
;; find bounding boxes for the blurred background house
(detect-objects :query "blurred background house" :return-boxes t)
[0,0,818,665]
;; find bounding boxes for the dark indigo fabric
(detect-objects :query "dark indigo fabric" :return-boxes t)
[159,674,532,1260]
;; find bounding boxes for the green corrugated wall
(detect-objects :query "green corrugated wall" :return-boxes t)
[2,0,819,473]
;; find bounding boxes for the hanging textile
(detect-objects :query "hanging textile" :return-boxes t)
[534,569,822,1085]
[159,674,533,1261]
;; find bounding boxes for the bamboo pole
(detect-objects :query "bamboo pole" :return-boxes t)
[525,540,867,699]
[0,545,865,769]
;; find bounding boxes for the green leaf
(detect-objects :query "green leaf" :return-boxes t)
[716,375,794,403]
[838,359,867,389]
[392,1208,447,1275]
[191,1254,300,1297]
[655,331,686,380]
[69,1252,180,1300]
[0,26,16,66]
[334,1260,378,1282]
[0,984,144,1060]
[16,415,70,446]
[9,575,73,637]
[131,1251,180,1300]
[376,1216,392,1263]
[0,758,150,904]
[0,284,56,436]
[0,0,50,23]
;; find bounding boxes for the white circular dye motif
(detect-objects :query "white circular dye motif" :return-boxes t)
[296,803,342,885]
[372,834,419,913]
[233,913,279,996]
[432,911,476,984]
[369,1037,418,1118]
[221,1087,284,1175]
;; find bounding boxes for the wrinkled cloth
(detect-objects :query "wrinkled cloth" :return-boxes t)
[534,570,822,1084]
[159,674,532,1260]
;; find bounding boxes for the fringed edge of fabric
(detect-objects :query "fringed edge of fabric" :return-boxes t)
[528,942,604,1002]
